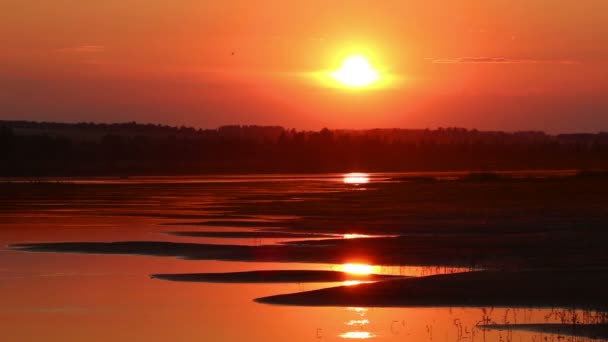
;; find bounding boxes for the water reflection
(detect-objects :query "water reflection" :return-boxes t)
[334,264,470,277]
[342,263,374,275]
[7,173,604,342]
[347,307,368,316]
[343,173,370,184]
[346,319,369,326]
[343,233,371,239]
[339,331,375,339]
[341,308,375,339]
[342,280,364,286]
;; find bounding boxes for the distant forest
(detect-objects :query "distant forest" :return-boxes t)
[1,120,608,176]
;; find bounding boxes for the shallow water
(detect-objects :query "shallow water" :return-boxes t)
[2,246,599,342]
[0,173,603,341]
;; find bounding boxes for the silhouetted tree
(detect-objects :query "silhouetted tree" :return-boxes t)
[0,120,607,176]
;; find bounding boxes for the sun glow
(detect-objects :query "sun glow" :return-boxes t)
[342,280,364,286]
[342,263,373,275]
[332,56,379,87]
[343,233,371,239]
[343,173,370,184]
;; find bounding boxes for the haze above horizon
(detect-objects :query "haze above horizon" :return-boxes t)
[1,1,608,133]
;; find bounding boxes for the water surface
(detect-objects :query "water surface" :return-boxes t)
[1,173,605,341]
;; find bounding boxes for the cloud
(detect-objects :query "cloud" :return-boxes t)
[58,45,105,53]
[428,57,578,64]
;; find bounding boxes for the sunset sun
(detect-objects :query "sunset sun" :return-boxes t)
[332,55,379,87]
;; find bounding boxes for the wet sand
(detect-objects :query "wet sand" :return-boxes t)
[255,270,608,310]
[162,220,288,228]
[166,231,334,239]
[151,270,404,283]
[12,230,608,270]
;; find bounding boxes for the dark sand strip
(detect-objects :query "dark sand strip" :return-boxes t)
[167,231,333,239]
[12,238,608,270]
[255,270,608,309]
[10,241,254,260]
[481,324,608,340]
[8,240,452,265]
[151,270,403,283]
[162,221,288,228]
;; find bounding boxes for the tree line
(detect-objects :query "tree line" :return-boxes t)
[1,121,607,176]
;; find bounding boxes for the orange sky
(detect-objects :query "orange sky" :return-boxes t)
[1,1,608,132]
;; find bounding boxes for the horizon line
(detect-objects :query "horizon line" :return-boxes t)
[1,119,607,135]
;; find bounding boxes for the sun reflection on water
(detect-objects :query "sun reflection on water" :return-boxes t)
[341,263,374,275]
[341,308,375,339]
[339,331,375,339]
[343,173,370,184]
[346,319,369,326]
[343,233,371,239]
[347,307,368,314]
[342,280,364,286]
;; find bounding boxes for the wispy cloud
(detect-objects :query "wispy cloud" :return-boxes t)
[428,57,578,64]
[58,45,105,53]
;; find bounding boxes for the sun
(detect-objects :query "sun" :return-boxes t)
[332,55,379,88]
